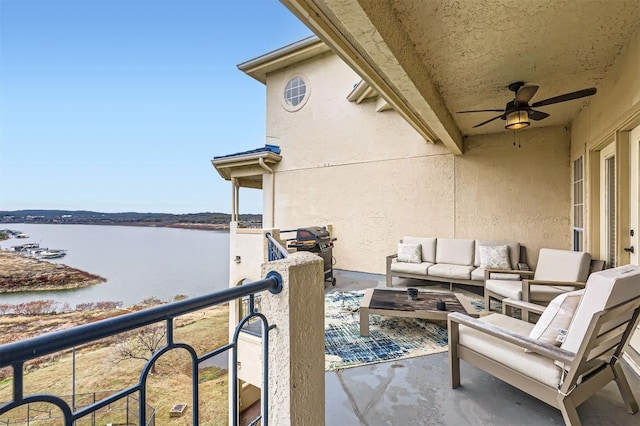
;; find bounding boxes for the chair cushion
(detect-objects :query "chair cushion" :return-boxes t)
[529,289,584,347]
[403,237,437,263]
[472,267,520,281]
[534,249,591,282]
[428,263,474,280]
[479,245,511,269]
[475,240,520,268]
[485,279,523,299]
[390,261,432,275]
[397,243,422,263]
[458,314,562,388]
[561,265,640,356]
[435,238,475,266]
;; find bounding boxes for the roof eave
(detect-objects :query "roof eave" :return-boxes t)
[237,35,331,84]
[211,151,282,181]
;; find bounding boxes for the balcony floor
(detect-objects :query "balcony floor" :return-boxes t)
[326,270,640,426]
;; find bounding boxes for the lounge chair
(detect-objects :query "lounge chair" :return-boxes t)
[484,248,592,317]
[450,265,640,426]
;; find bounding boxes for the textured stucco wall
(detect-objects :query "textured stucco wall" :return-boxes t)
[228,223,266,287]
[572,26,640,153]
[458,127,572,266]
[262,252,325,425]
[570,26,640,257]
[265,53,571,273]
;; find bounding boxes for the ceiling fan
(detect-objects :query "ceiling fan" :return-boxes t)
[457,82,597,130]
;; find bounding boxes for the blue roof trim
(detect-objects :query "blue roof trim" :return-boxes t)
[213,144,281,160]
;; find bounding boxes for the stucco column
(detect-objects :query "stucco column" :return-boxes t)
[261,251,325,425]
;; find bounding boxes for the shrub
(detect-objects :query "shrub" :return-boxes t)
[94,301,123,310]
[75,302,96,311]
[140,296,163,305]
[12,300,58,315]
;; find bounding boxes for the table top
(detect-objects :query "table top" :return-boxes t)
[366,288,476,316]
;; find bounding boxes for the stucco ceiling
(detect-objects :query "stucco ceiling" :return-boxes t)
[282,0,640,148]
[391,0,640,135]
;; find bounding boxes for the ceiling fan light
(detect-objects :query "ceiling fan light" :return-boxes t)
[505,110,530,130]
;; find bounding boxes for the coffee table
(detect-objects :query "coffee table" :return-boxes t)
[359,288,479,336]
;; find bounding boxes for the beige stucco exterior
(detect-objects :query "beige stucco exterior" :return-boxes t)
[571,26,640,266]
[259,50,570,273]
[261,252,325,426]
[221,9,640,374]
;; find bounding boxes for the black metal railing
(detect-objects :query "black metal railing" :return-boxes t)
[265,232,288,261]
[0,273,283,426]
[0,391,155,425]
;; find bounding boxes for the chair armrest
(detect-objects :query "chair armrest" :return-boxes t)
[386,254,398,287]
[523,279,586,287]
[502,298,546,315]
[484,268,535,280]
[386,254,398,270]
[522,279,585,303]
[447,312,575,364]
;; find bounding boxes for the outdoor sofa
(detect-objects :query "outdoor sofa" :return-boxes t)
[386,237,526,289]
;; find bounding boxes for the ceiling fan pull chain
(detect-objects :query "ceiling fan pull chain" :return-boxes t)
[512,131,522,148]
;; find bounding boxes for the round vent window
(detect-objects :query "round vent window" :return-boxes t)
[282,76,309,111]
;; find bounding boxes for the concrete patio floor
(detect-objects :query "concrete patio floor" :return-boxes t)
[326,270,640,426]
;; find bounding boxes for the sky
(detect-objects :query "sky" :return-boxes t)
[0,0,313,214]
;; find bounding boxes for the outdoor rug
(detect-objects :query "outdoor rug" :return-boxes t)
[324,290,484,371]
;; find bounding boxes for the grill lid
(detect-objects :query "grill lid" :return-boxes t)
[296,226,329,241]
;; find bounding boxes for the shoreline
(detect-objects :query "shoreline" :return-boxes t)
[0,251,106,293]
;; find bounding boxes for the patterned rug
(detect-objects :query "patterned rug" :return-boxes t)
[324,290,484,371]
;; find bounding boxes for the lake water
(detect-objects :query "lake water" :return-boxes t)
[0,224,230,308]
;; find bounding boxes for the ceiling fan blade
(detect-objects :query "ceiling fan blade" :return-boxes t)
[515,85,538,104]
[528,110,550,121]
[457,109,504,113]
[531,87,597,108]
[472,114,504,128]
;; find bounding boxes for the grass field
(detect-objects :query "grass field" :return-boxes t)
[0,305,231,425]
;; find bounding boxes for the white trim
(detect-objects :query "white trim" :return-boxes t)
[600,143,616,267]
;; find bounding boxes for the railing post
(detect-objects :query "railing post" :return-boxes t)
[261,252,325,425]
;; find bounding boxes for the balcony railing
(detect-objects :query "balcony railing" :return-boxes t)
[0,273,283,426]
[265,232,288,261]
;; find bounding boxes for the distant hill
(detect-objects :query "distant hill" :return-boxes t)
[0,210,262,229]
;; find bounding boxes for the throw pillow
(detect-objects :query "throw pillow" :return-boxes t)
[479,245,511,270]
[397,243,422,264]
[528,289,584,347]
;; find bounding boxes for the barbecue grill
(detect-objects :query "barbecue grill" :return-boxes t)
[286,226,336,286]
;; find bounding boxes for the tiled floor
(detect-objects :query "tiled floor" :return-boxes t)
[326,270,640,426]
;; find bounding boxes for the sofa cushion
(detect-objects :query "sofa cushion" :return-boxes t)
[479,245,511,269]
[403,237,437,263]
[471,267,520,281]
[435,238,474,266]
[485,279,574,302]
[428,263,474,280]
[390,261,432,275]
[397,243,422,263]
[534,249,591,282]
[458,314,562,388]
[474,240,520,269]
[529,289,584,347]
